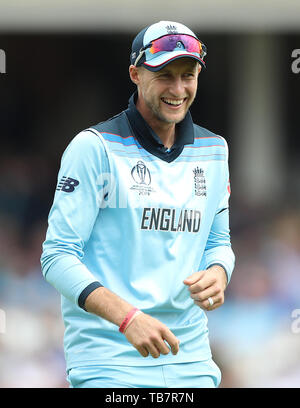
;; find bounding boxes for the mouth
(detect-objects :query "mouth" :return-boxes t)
[161,97,187,108]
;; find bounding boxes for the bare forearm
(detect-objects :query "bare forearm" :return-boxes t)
[83,286,180,359]
[84,286,134,326]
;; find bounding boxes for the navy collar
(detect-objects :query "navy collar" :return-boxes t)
[125,92,194,163]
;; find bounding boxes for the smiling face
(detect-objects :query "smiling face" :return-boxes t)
[129,58,201,128]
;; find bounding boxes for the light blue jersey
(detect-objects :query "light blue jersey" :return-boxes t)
[41,94,235,371]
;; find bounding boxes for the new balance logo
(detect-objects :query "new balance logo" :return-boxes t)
[56,176,79,192]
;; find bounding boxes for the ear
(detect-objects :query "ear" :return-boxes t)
[129,65,141,85]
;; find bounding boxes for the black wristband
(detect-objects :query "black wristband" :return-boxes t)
[78,281,103,310]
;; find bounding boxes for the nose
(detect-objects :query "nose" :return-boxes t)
[169,76,185,97]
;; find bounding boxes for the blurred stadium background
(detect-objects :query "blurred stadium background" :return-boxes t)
[1,0,300,388]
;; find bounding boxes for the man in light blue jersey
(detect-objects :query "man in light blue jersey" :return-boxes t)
[41,20,235,388]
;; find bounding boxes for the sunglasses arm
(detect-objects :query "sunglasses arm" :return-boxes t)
[134,43,152,67]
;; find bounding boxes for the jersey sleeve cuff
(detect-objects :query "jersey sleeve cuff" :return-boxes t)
[206,263,229,285]
[204,246,235,285]
[78,281,104,310]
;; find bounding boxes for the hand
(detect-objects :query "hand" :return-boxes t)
[124,312,180,359]
[183,265,227,311]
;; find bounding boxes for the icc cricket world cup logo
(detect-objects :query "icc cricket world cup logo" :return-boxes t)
[131,161,151,185]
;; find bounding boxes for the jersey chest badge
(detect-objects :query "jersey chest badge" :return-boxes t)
[130,161,155,196]
[193,167,207,197]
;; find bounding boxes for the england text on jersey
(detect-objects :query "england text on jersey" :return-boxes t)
[141,207,201,233]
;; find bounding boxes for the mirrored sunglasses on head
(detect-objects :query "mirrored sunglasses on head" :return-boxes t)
[133,34,207,67]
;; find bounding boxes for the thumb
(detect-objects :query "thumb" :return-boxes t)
[183,270,205,286]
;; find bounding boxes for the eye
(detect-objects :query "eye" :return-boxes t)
[183,72,197,81]
[159,73,171,79]
[183,72,195,78]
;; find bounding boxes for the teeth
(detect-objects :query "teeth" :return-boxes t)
[162,98,184,106]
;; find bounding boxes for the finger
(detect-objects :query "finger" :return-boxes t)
[137,346,149,358]
[153,338,170,356]
[146,342,161,359]
[190,286,217,302]
[194,295,221,311]
[188,274,216,294]
[170,341,180,355]
[183,270,205,286]
[162,330,180,355]
[194,300,217,311]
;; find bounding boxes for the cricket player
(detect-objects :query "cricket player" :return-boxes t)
[41,20,235,388]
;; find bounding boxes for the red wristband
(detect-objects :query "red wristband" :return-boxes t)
[119,307,139,333]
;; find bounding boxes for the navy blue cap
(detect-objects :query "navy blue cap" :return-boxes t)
[130,20,207,71]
